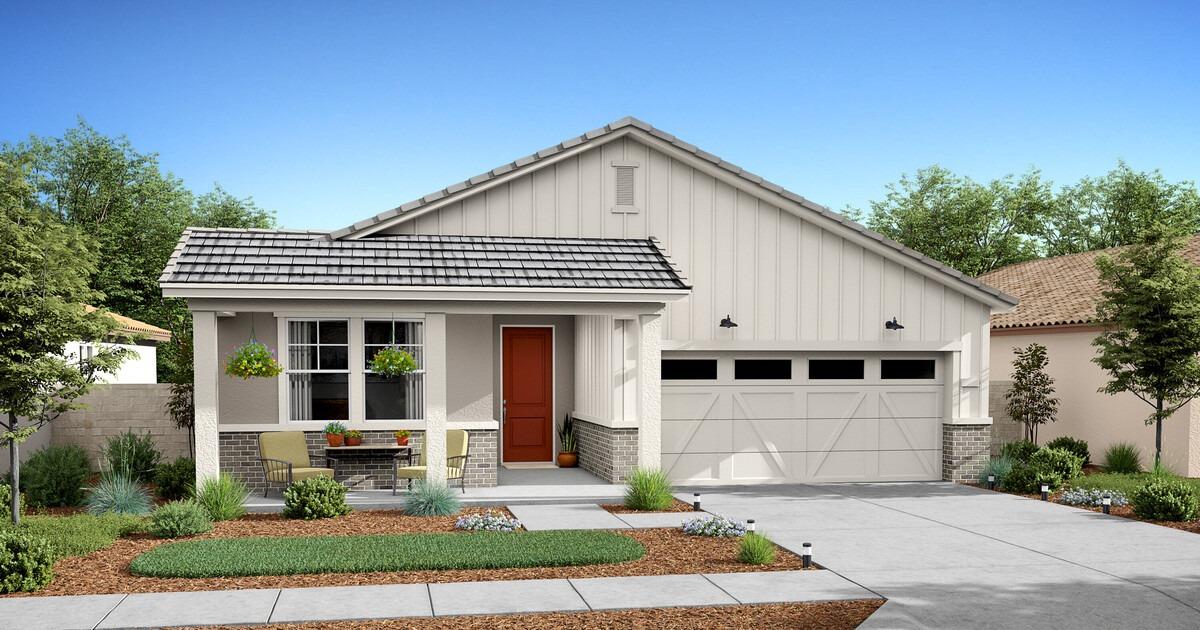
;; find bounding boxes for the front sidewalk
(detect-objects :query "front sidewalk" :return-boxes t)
[0,570,879,630]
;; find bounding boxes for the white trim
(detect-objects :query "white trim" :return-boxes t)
[662,339,963,352]
[219,420,499,432]
[944,417,994,426]
[499,324,557,466]
[164,284,690,303]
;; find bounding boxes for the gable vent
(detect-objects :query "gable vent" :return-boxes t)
[611,160,640,213]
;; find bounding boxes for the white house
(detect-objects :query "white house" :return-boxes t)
[71,307,170,384]
[160,117,1016,490]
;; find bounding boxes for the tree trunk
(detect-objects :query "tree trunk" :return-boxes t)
[8,412,19,527]
[1155,397,1165,469]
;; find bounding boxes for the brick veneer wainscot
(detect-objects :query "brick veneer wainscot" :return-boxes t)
[942,424,992,482]
[574,418,638,482]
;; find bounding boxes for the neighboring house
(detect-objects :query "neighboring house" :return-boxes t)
[70,306,170,384]
[160,117,1016,490]
[982,238,1200,476]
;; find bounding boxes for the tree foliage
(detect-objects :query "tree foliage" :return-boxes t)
[1005,343,1059,444]
[1093,221,1200,466]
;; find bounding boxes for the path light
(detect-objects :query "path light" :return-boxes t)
[987,474,996,490]
[1102,494,1112,515]
[747,519,756,532]
[802,542,813,568]
[1041,484,1050,501]
[693,493,701,511]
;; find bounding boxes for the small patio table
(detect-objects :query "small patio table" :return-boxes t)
[324,444,412,489]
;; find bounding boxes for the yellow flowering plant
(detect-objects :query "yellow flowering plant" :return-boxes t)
[369,347,418,377]
[224,341,283,379]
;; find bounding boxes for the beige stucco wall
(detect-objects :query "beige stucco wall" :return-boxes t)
[217,312,280,424]
[447,314,494,421]
[990,329,1200,476]
[492,315,575,445]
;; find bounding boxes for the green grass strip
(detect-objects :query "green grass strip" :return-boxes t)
[130,530,645,577]
[3,514,146,560]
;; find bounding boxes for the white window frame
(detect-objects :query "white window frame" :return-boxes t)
[363,318,426,422]
[281,318,351,425]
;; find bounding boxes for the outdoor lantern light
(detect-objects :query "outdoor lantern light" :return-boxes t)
[693,493,701,511]
[747,519,756,532]
[719,314,738,328]
[1041,484,1050,501]
[987,474,996,490]
[802,542,813,569]
[884,316,904,331]
[1102,494,1112,515]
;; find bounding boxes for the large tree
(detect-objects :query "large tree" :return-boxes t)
[1093,221,1200,467]
[853,166,1053,277]
[0,157,129,525]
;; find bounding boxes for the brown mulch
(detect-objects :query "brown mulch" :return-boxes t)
[973,483,1200,534]
[17,509,807,597]
[601,498,697,513]
[189,600,884,630]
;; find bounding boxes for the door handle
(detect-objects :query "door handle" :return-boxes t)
[501,399,507,423]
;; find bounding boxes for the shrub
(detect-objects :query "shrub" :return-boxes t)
[196,474,249,521]
[1004,461,1063,494]
[1103,442,1143,474]
[978,456,1015,488]
[0,530,54,593]
[455,510,522,532]
[623,468,674,511]
[102,430,162,482]
[1130,477,1199,521]
[16,513,145,560]
[154,457,195,501]
[20,445,91,507]
[1000,440,1039,463]
[1030,447,1084,483]
[738,532,776,565]
[1057,488,1129,508]
[681,515,747,537]
[1045,436,1090,465]
[86,472,153,516]
[0,483,25,517]
[283,476,352,520]
[149,500,213,538]
[403,480,460,517]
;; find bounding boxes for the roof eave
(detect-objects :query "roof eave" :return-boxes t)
[160,283,691,303]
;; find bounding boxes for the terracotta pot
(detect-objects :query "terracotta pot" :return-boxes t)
[396,436,409,446]
[557,452,578,468]
[326,433,344,447]
[345,435,363,446]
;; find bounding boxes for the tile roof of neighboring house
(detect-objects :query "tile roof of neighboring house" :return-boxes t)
[159,228,690,291]
[979,235,1200,330]
[326,116,1016,307]
[85,306,171,343]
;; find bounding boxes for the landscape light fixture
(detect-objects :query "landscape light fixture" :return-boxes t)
[747,519,756,532]
[802,542,813,569]
[1041,484,1050,501]
[885,317,904,331]
[1102,494,1112,515]
[693,493,701,511]
[987,474,996,491]
[719,315,738,328]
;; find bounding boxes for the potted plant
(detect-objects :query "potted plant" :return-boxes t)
[370,347,418,377]
[324,422,347,447]
[224,341,283,379]
[394,430,410,446]
[557,414,578,468]
[344,429,364,447]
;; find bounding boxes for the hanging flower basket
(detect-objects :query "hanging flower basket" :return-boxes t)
[370,347,418,377]
[224,341,284,379]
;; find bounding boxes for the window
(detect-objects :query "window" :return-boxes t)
[662,359,717,380]
[735,359,792,380]
[286,320,349,421]
[881,359,936,380]
[808,359,864,380]
[364,320,424,420]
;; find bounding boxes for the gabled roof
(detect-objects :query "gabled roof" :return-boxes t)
[159,228,690,291]
[327,116,1016,308]
[85,306,171,343]
[980,235,1200,330]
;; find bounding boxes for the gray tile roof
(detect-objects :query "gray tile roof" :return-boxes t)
[159,229,690,291]
[327,116,1016,307]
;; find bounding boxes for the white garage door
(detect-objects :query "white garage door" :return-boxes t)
[662,354,943,484]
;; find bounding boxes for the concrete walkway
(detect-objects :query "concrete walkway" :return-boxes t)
[0,570,876,630]
[681,482,1200,629]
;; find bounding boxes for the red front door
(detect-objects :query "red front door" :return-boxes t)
[502,327,553,462]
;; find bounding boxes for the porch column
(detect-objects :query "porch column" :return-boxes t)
[193,311,220,483]
[636,311,663,470]
[424,312,448,484]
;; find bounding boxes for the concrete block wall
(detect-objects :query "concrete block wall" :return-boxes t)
[50,384,189,469]
[575,418,638,482]
[943,424,991,482]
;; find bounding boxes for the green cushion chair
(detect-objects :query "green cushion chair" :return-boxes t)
[258,432,337,497]
[393,429,470,495]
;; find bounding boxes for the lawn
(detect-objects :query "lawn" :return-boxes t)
[130,530,645,578]
[3,514,145,560]
[1069,472,1200,496]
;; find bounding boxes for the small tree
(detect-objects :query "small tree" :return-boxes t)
[0,158,129,525]
[1005,343,1059,443]
[1093,221,1200,466]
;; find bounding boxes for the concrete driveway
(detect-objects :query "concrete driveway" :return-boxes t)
[679,482,1200,629]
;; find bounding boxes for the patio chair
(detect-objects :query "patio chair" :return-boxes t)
[393,429,470,495]
[258,431,337,497]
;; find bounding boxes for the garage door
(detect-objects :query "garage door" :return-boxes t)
[661,354,943,483]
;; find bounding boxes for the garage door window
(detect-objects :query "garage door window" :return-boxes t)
[881,359,936,380]
[735,359,792,380]
[662,359,718,380]
[809,359,864,380]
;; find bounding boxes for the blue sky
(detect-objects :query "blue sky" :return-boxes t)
[4,1,1198,230]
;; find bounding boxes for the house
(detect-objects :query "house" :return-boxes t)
[159,117,1016,490]
[72,306,170,384]
[982,240,1200,477]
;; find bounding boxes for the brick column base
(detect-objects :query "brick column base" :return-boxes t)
[942,424,992,482]
[574,418,638,483]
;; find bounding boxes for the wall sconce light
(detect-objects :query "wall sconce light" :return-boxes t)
[719,315,738,328]
[885,317,904,331]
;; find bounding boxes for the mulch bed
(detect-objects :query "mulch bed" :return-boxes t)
[189,600,884,630]
[601,498,697,514]
[972,484,1200,534]
[15,509,808,597]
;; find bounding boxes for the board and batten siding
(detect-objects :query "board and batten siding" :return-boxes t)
[380,135,993,422]
[574,315,640,428]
